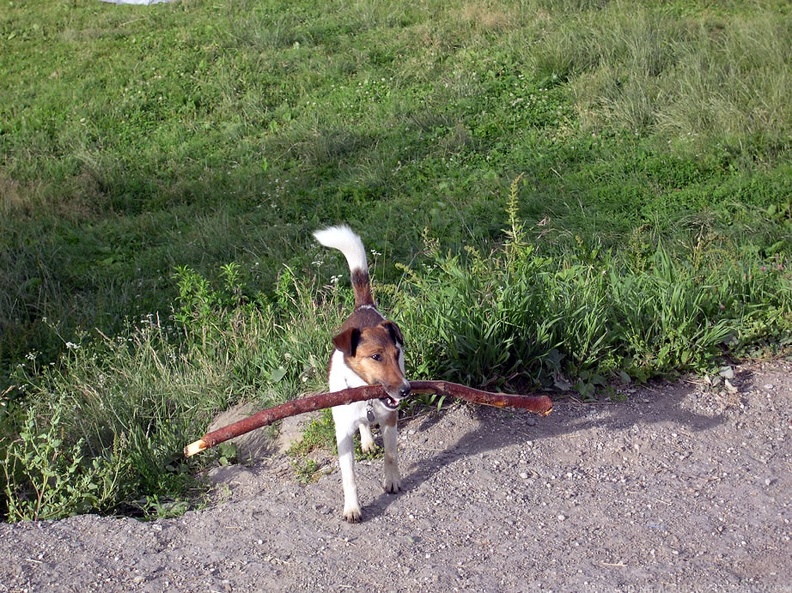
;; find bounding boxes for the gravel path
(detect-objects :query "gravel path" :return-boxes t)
[1,360,790,592]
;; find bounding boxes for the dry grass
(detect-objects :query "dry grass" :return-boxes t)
[0,176,28,218]
[458,1,515,31]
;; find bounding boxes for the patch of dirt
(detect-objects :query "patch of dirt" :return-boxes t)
[1,360,790,592]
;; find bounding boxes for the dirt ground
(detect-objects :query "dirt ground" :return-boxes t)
[1,359,790,593]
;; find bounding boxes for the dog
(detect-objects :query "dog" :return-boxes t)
[313,225,411,522]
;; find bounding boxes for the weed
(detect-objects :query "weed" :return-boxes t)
[3,396,128,522]
[131,494,191,520]
[286,410,334,485]
[288,409,336,457]
[291,458,323,485]
[216,442,239,467]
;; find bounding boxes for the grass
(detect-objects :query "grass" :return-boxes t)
[1,0,791,520]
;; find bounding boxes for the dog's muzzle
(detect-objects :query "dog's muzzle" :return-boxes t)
[380,383,411,410]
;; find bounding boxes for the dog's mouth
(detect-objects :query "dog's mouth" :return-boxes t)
[378,382,411,410]
[380,396,401,410]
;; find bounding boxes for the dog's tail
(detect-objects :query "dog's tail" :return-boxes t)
[313,225,374,308]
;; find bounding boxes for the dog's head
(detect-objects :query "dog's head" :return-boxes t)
[333,320,411,409]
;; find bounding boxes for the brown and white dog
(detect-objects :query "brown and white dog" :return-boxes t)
[313,225,411,522]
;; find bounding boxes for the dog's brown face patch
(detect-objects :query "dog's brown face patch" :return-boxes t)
[333,321,410,403]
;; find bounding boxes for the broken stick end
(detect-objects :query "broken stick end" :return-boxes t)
[184,439,208,458]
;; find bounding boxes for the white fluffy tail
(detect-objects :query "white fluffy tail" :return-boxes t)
[313,225,368,273]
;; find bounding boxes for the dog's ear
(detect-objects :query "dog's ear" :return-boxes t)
[333,327,361,357]
[381,321,404,346]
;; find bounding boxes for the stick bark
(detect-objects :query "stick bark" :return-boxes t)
[184,381,552,457]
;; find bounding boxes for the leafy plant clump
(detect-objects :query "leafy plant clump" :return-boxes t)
[3,397,129,522]
[396,178,792,395]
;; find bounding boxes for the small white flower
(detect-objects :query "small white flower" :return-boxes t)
[65,342,79,350]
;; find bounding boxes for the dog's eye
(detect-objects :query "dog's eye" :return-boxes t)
[370,353,382,362]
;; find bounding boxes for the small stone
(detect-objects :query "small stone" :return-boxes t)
[718,366,734,379]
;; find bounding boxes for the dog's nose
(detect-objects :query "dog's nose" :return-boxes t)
[398,384,411,398]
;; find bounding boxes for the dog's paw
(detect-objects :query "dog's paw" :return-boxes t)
[383,475,401,494]
[360,439,377,454]
[343,506,362,523]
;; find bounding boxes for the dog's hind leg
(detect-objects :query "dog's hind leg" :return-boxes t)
[359,424,376,453]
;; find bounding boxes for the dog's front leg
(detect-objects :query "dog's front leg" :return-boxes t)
[333,408,362,522]
[381,409,401,493]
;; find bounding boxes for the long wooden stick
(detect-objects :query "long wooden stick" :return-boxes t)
[184,381,552,457]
